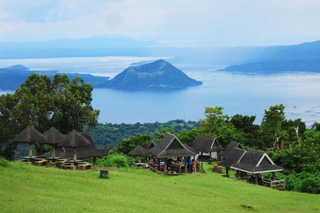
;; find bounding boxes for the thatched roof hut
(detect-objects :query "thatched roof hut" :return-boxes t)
[42,132,107,161]
[149,133,196,158]
[128,145,152,157]
[146,139,157,150]
[192,136,224,160]
[12,125,46,158]
[230,149,283,174]
[220,141,244,158]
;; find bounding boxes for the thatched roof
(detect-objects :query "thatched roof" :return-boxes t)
[220,141,244,157]
[218,147,246,168]
[42,132,107,159]
[230,149,284,174]
[57,130,90,148]
[149,133,196,158]
[12,125,46,144]
[44,127,65,145]
[192,136,224,152]
[146,139,157,150]
[128,145,152,157]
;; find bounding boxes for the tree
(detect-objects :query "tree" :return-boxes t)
[0,93,18,160]
[198,106,238,147]
[0,73,100,157]
[115,134,152,154]
[260,104,286,152]
[230,114,260,147]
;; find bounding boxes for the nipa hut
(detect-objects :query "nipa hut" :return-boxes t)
[192,136,224,161]
[149,133,197,173]
[219,141,244,159]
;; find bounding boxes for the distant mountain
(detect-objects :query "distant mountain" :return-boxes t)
[100,59,202,90]
[0,34,159,59]
[219,59,320,73]
[218,40,320,73]
[0,65,109,90]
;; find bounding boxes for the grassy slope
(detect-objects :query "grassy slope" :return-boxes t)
[0,162,319,213]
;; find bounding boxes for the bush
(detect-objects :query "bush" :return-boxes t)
[300,177,320,194]
[0,157,9,167]
[96,153,130,168]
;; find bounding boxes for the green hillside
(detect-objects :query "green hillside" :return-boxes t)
[0,161,319,213]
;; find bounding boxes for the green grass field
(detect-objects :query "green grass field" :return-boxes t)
[0,161,319,213]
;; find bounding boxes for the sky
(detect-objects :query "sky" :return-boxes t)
[0,0,320,47]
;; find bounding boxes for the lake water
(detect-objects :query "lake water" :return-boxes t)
[1,56,320,127]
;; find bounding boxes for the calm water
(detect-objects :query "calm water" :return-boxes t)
[1,56,320,126]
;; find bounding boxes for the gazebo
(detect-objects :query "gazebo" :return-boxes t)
[219,141,244,159]
[42,132,107,164]
[128,145,152,165]
[217,147,246,177]
[12,125,46,159]
[219,148,284,188]
[43,127,65,161]
[149,133,197,173]
[146,139,157,150]
[192,136,224,161]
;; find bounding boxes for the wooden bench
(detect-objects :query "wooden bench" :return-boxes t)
[60,163,77,170]
[78,162,92,171]
[33,158,48,166]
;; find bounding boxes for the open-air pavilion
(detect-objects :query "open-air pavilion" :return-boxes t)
[218,148,285,189]
[148,133,197,173]
[42,132,107,164]
[219,141,244,159]
[192,136,224,161]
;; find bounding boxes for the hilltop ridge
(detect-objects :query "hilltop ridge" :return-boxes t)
[101,59,202,90]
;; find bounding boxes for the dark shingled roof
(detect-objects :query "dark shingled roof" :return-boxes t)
[192,136,224,152]
[230,149,284,174]
[12,125,46,144]
[128,145,152,157]
[220,141,244,157]
[57,130,90,148]
[149,133,196,158]
[44,127,65,145]
[218,147,246,168]
[147,139,157,150]
[42,132,107,159]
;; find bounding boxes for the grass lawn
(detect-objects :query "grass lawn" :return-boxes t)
[0,161,319,213]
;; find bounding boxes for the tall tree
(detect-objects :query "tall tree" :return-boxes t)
[261,104,286,152]
[198,106,238,147]
[0,73,100,158]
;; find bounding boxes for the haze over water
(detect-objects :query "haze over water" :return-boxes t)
[1,56,320,127]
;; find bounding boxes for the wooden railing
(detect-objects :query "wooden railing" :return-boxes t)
[261,174,285,190]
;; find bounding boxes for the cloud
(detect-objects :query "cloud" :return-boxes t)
[0,0,320,46]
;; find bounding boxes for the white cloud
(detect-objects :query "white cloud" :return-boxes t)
[0,0,320,46]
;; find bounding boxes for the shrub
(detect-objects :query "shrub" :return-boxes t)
[96,153,130,168]
[0,158,9,167]
[300,177,320,194]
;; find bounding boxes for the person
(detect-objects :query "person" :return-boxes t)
[187,157,191,172]
[177,160,182,173]
[190,159,195,173]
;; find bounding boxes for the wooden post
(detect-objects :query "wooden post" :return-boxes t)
[184,157,188,173]
[93,157,97,165]
[164,159,167,172]
[236,170,239,178]
[272,172,275,181]
[73,147,77,161]
[157,158,160,171]
[28,143,33,158]
[255,174,259,185]
[226,167,229,177]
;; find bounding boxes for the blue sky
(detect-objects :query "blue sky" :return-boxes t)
[0,0,320,47]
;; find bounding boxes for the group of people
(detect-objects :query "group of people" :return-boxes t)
[149,157,195,173]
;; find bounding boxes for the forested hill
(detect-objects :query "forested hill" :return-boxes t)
[218,40,320,73]
[88,119,200,151]
[0,65,110,90]
[100,59,202,90]
[219,59,320,73]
